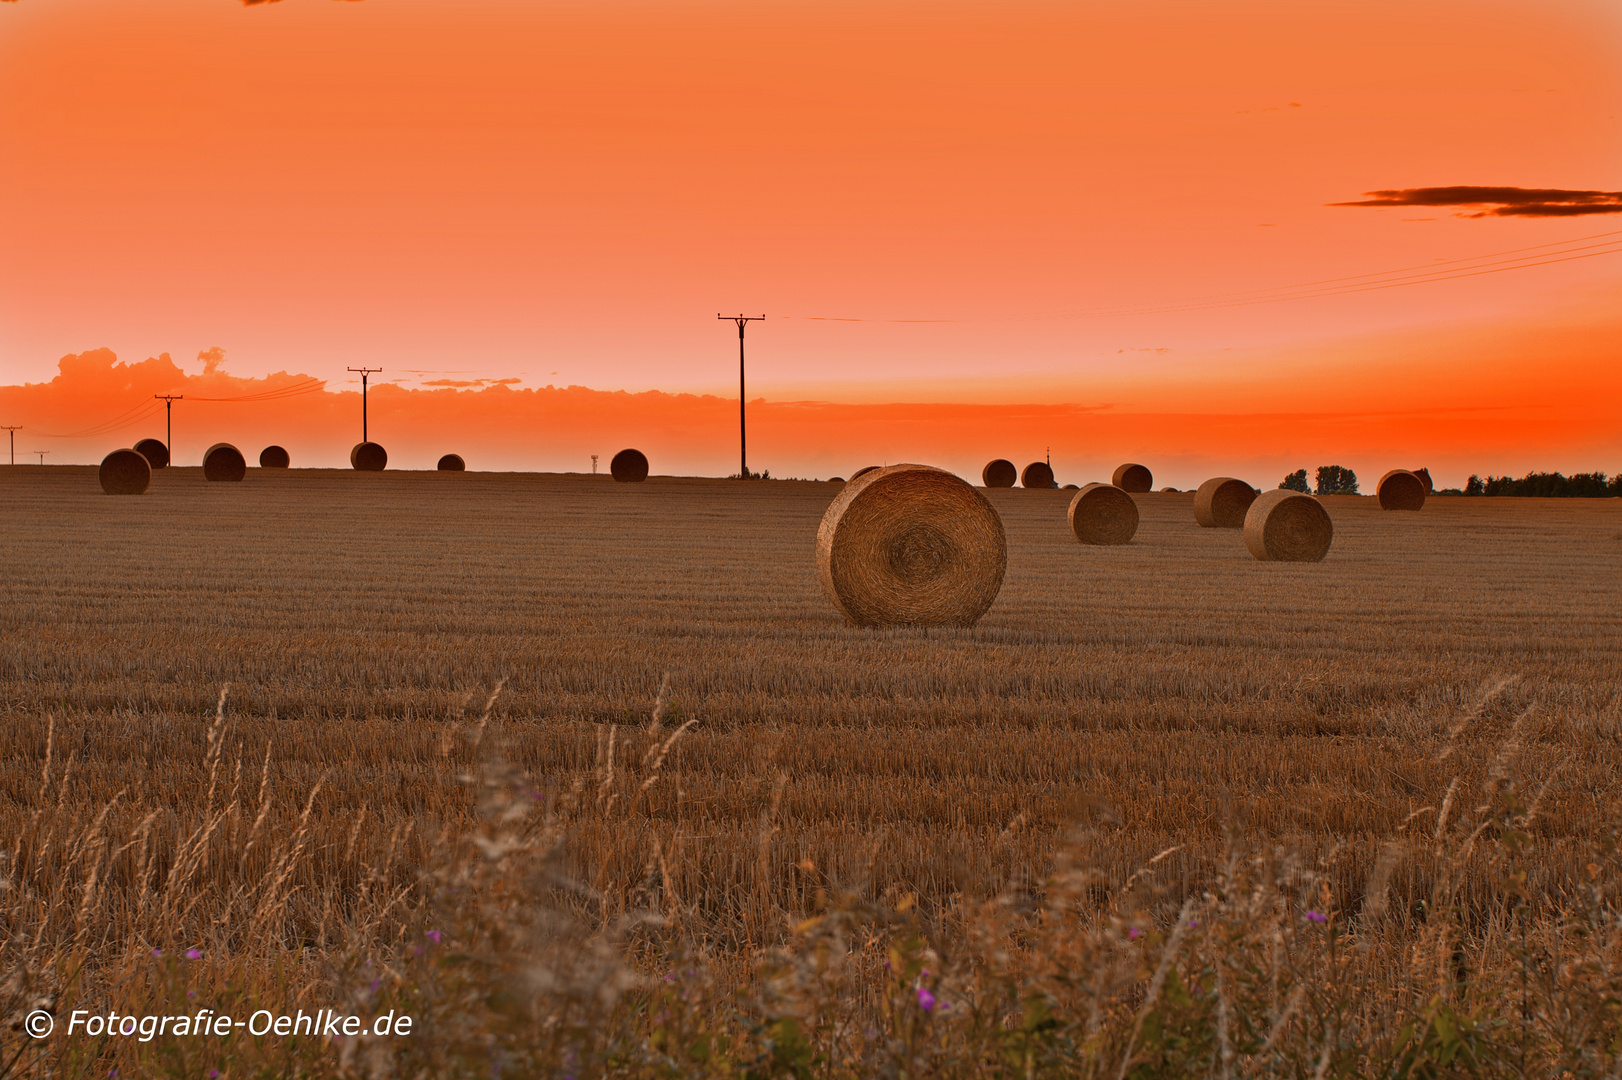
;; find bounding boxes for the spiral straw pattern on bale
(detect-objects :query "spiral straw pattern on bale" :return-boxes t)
[351,442,387,472]
[438,454,466,471]
[1413,467,1434,495]
[133,438,170,469]
[1067,482,1139,545]
[202,443,246,482]
[1021,461,1054,489]
[259,445,290,469]
[611,448,649,482]
[816,464,1007,627]
[850,465,880,482]
[1244,489,1332,561]
[981,459,1017,488]
[1193,477,1258,529]
[1112,462,1153,492]
[1377,469,1427,511]
[99,449,151,495]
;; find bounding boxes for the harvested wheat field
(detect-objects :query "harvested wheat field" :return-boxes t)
[2,465,1620,1076]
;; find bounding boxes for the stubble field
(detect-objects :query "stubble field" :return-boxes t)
[1,464,1619,1076]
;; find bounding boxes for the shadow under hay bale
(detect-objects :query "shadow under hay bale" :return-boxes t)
[1244,489,1332,561]
[611,448,649,482]
[350,442,387,471]
[1413,467,1434,495]
[99,448,151,495]
[1068,482,1138,545]
[1377,469,1427,511]
[850,465,880,482]
[982,458,1017,488]
[438,454,466,471]
[202,443,246,482]
[1112,462,1153,492]
[133,438,169,469]
[816,463,1006,627]
[1194,476,1258,528]
[259,445,290,469]
[1021,461,1054,488]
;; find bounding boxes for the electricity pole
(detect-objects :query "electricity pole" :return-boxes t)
[718,314,764,478]
[0,426,18,466]
[154,395,183,459]
[33,450,49,465]
[348,368,382,442]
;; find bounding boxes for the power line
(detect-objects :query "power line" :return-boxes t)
[154,395,183,461]
[0,426,19,466]
[347,368,382,443]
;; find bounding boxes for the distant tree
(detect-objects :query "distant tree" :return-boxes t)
[1280,469,1310,493]
[1465,474,1484,496]
[1476,471,1616,497]
[1314,465,1358,495]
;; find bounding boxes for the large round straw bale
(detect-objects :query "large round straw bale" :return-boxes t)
[1244,490,1332,561]
[1413,467,1434,494]
[611,448,649,482]
[1112,463,1153,492]
[1021,461,1054,488]
[827,476,845,484]
[1377,469,1426,511]
[982,458,1017,487]
[133,438,170,469]
[1063,483,1079,490]
[259,445,290,469]
[350,442,387,471]
[438,453,466,471]
[202,442,246,482]
[816,464,1006,627]
[1193,476,1258,528]
[850,465,880,482]
[99,448,151,495]
[1067,482,1138,545]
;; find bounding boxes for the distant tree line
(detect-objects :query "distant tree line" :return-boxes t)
[1460,471,1622,497]
[1278,467,1357,495]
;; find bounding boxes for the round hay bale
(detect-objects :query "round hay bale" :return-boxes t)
[350,442,387,471]
[1063,483,1079,490]
[827,476,845,484]
[611,448,649,482]
[1112,463,1152,492]
[438,453,466,471]
[982,458,1017,488]
[1413,467,1434,494]
[259,445,290,469]
[202,442,246,482]
[1244,490,1332,561]
[1160,486,1179,493]
[1377,469,1426,511]
[99,448,151,495]
[1193,476,1259,529]
[1021,461,1054,488]
[1067,482,1138,545]
[850,465,880,482]
[816,463,1006,627]
[133,438,170,469]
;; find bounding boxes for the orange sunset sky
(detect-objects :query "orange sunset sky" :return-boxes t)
[1,0,1619,486]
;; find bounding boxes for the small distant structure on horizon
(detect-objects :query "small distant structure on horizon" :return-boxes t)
[591,454,599,475]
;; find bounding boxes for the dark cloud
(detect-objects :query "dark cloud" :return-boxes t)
[1331,186,1622,217]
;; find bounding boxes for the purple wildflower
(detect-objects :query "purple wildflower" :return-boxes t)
[1128,927,1140,941]
[185,949,201,960]
[1306,909,1328,924]
[425,930,442,944]
[151,948,162,958]
[917,987,936,1011]
[1188,919,1200,929]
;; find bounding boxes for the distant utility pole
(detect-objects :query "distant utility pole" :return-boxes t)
[347,368,382,442]
[154,394,183,458]
[591,454,599,475]
[33,450,49,465]
[0,426,19,466]
[718,314,765,478]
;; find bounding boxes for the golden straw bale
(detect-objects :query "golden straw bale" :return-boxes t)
[259,445,290,468]
[350,442,387,471]
[1112,462,1152,492]
[133,438,169,469]
[437,454,466,471]
[1067,481,1138,545]
[850,465,880,482]
[981,459,1017,487]
[202,443,247,482]
[1021,461,1054,488]
[1377,469,1427,511]
[1193,476,1258,528]
[816,464,1006,627]
[611,448,649,482]
[98,448,151,495]
[1244,489,1332,561]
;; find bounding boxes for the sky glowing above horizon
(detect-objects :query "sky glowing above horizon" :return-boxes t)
[1,0,1619,483]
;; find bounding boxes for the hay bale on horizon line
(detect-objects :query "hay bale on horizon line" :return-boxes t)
[1112,462,1153,493]
[982,458,1017,488]
[99,448,151,495]
[1413,467,1434,495]
[259,445,290,469]
[1194,476,1258,529]
[133,438,169,469]
[1021,461,1054,489]
[438,453,466,471]
[816,463,1006,627]
[1068,482,1138,545]
[827,476,845,484]
[611,448,649,482]
[351,442,387,471]
[202,442,246,482]
[1244,489,1332,562]
[1377,469,1427,511]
